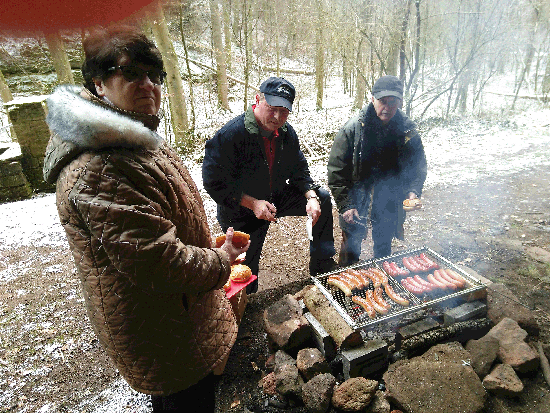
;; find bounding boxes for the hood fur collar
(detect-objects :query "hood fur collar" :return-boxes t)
[46,85,163,151]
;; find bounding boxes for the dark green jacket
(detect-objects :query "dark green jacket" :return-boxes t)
[327,103,427,236]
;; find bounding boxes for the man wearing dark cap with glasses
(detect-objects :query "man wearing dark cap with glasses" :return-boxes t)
[203,77,337,293]
[328,75,427,264]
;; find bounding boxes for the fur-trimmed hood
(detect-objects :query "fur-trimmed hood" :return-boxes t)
[43,85,164,183]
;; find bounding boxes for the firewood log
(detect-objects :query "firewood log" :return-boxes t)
[302,286,362,349]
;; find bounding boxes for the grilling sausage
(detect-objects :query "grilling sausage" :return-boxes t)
[401,278,424,295]
[414,255,433,271]
[392,261,410,276]
[352,295,377,319]
[370,268,389,286]
[427,273,447,289]
[443,268,467,288]
[411,256,431,272]
[339,271,362,289]
[406,276,430,292]
[419,253,439,269]
[402,256,421,273]
[366,290,389,314]
[383,261,397,277]
[347,269,370,288]
[413,275,435,291]
[359,269,381,288]
[438,269,464,288]
[328,275,353,296]
[433,270,457,290]
[384,284,410,306]
[373,287,391,310]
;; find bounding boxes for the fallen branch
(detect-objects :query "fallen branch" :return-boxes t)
[261,66,315,76]
[186,58,259,92]
[400,319,492,356]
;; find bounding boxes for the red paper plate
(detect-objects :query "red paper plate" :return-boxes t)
[226,274,257,299]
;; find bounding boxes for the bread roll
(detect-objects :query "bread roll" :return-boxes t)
[223,279,232,291]
[215,231,250,248]
[403,198,422,211]
[230,264,252,283]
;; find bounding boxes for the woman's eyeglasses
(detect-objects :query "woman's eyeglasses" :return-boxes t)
[107,65,167,85]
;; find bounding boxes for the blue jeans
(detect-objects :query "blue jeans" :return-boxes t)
[339,180,401,265]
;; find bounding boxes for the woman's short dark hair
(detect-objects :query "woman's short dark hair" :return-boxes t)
[81,25,164,96]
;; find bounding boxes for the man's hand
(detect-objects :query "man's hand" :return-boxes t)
[306,198,321,226]
[342,208,360,224]
[240,194,277,222]
[253,200,278,222]
[219,227,250,263]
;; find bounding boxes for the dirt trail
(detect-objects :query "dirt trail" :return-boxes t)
[1,115,550,412]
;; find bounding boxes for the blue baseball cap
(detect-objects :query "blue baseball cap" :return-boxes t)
[259,77,295,111]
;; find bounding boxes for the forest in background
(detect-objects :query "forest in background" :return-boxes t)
[0,0,549,153]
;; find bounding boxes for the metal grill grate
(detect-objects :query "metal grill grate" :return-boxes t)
[311,247,486,331]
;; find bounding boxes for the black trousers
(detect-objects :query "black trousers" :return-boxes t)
[151,373,219,412]
[217,187,336,293]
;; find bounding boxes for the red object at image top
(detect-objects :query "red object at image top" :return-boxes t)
[0,0,155,34]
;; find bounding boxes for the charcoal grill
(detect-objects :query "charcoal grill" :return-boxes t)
[311,246,486,331]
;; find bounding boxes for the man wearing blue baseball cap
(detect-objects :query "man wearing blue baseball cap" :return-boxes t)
[328,75,427,264]
[203,77,337,293]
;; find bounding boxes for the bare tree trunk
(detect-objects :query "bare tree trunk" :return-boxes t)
[342,48,349,94]
[275,12,281,77]
[243,0,251,112]
[543,52,550,98]
[353,40,366,109]
[359,29,387,75]
[512,3,539,109]
[315,0,324,110]
[405,0,421,115]
[0,69,13,103]
[44,31,74,85]
[147,3,190,151]
[179,5,196,131]
[513,43,535,109]
[399,0,412,82]
[210,0,229,109]
[0,69,17,142]
[454,72,469,113]
[222,0,232,72]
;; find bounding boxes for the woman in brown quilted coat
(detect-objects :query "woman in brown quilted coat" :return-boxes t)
[42,26,248,412]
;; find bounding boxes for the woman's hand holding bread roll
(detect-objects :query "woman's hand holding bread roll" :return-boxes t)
[217,227,250,264]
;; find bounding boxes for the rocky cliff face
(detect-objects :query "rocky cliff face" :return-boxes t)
[0,32,83,94]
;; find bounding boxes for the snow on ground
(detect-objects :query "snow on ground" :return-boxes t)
[1,74,549,254]
[0,73,549,411]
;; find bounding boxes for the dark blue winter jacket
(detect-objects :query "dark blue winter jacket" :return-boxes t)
[202,106,317,222]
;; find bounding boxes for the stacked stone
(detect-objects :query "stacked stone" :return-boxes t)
[6,95,54,193]
[0,144,32,202]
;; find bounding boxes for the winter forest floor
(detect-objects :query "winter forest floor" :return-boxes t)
[1,77,550,412]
